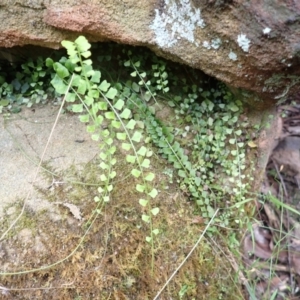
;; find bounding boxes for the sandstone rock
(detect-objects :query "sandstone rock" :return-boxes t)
[0,0,300,104]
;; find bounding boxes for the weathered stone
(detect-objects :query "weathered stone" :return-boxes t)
[0,0,300,104]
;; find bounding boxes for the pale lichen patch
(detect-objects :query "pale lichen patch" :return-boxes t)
[203,40,211,49]
[263,27,271,34]
[228,51,237,61]
[150,0,205,48]
[202,38,222,50]
[211,38,222,49]
[237,34,250,52]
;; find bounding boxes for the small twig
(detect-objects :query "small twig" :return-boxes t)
[0,282,75,292]
[273,161,294,294]
[273,161,288,197]
[153,209,219,300]
[209,236,248,286]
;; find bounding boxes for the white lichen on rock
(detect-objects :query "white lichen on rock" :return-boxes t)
[203,40,211,49]
[228,51,237,61]
[150,0,205,48]
[202,38,222,50]
[237,33,250,52]
[211,38,222,49]
[263,27,271,34]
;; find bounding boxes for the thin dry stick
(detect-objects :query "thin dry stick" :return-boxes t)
[273,161,294,293]
[0,75,74,241]
[0,281,75,293]
[153,209,219,300]
[208,236,248,286]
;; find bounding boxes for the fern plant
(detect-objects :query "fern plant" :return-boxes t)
[46,34,251,264]
[47,36,161,272]
[0,56,55,112]
[121,53,251,225]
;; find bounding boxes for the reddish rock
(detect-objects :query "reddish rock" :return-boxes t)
[0,0,300,104]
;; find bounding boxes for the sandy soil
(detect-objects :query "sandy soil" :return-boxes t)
[0,105,99,218]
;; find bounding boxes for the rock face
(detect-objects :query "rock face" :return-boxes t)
[0,0,300,105]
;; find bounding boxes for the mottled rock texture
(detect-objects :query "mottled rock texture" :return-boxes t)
[1,0,300,105]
